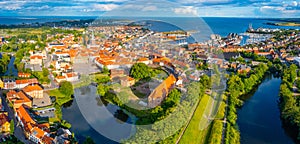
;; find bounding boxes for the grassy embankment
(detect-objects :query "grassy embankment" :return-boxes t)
[179,94,226,144]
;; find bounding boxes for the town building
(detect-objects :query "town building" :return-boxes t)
[237,64,252,74]
[30,55,43,65]
[294,57,300,67]
[148,74,177,108]
[15,78,39,89]
[63,72,79,82]
[18,72,31,78]
[0,112,10,133]
[22,84,44,99]
[3,79,16,89]
[110,69,125,79]
[120,76,135,87]
[15,105,53,144]
[0,79,3,89]
[6,90,32,109]
[55,76,67,83]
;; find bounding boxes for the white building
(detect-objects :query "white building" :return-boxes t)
[294,57,300,66]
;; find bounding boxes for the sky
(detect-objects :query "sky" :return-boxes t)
[0,0,300,17]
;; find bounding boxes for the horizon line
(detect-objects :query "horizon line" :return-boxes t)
[1,15,300,19]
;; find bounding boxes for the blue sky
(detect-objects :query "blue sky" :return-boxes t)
[0,0,300,17]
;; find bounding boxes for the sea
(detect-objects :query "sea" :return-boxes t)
[1,16,300,37]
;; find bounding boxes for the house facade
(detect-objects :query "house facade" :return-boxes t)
[30,55,43,65]
[15,105,53,144]
[22,84,44,99]
[120,76,135,87]
[3,79,16,89]
[7,90,32,109]
[148,74,177,108]
[15,78,39,89]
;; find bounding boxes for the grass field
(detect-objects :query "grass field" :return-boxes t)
[179,94,213,144]
[179,93,226,144]
[48,89,72,106]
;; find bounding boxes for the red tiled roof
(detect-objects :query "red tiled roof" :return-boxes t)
[30,55,43,59]
[18,72,31,77]
[66,72,77,78]
[16,78,38,85]
[7,90,32,105]
[56,76,66,79]
[31,127,45,139]
[149,74,176,99]
[22,84,43,92]
[16,105,35,125]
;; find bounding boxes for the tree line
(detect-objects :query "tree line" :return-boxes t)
[225,63,269,144]
[279,64,300,141]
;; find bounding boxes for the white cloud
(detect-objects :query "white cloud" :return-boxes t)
[292,1,298,6]
[93,4,119,11]
[75,0,127,2]
[259,4,300,16]
[173,6,198,16]
[177,0,232,4]
[0,1,26,10]
[142,6,157,11]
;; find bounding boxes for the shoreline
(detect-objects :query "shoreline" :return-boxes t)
[266,22,300,27]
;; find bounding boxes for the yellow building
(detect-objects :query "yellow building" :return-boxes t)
[22,84,44,99]
[0,79,3,89]
[0,112,11,133]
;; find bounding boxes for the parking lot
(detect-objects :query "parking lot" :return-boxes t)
[73,61,101,75]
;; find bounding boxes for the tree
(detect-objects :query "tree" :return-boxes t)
[296,79,300,90]
[97,83,109,96]
[61,120,72,129]
[102,66,109,74]
[0,54,11,74]
[59,81,74,97]
[83,137,95,144]
[42,68,50,77]
[130,63,150,80]
[10,120,14,135]
[273,58,281,64]
[200,74,211,89]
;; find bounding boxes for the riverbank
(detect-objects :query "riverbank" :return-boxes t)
[238,74,294,144]
[278,64,300,143]
[225,63,269,143]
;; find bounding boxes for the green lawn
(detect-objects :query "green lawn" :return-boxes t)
[179,94,213,144]
[215,95,226,120]
[73,73,110,89]
[48,89,72,106]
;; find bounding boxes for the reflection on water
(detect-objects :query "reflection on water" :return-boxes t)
[62,85,134,144]
[62,99,73,108]
[237,75,295,144]
[62,98,117,144]
[2,56,18,77]
[114,110,129,124]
